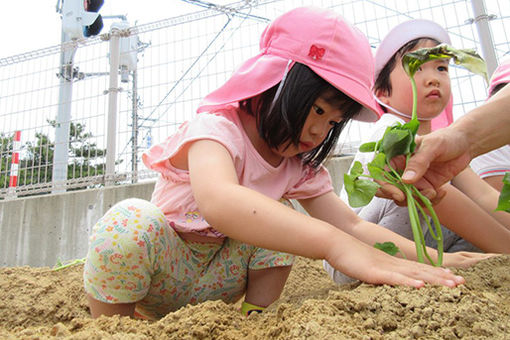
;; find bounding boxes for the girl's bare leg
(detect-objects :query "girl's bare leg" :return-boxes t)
[87,294,136,318]
[244,265,292,308]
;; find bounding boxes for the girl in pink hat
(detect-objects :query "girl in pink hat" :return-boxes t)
[326,19,508,285]
[84,7,487,320]
[470,58,510,191]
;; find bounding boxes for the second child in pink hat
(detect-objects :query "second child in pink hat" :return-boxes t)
[84,8,484,320]
[470,58,510,191]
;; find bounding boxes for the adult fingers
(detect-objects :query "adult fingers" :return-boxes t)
[401,136,436,184]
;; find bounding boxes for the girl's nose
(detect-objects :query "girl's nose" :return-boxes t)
[428,78,440,86]
[309,121,328,141]
[425,73,440,87]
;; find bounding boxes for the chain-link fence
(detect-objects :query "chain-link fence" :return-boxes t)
[0,0,509,199]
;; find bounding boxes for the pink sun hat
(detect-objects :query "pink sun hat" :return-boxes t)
[197,6,379,122]
[374,19,453,130]
[488,58,510,97]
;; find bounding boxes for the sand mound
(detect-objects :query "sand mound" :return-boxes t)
[1,255,509,339]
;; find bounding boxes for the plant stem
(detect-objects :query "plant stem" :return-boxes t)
[412,187,444,266]
[410,75,418,121]
[413,200,439,265]
[387,161,438,265]
[403,184,425,263]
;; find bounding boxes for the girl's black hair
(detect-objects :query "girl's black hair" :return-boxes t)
[239,63,362,168]
[374,37,441,105]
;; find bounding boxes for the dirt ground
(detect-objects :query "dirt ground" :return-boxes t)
[1,255,509,340]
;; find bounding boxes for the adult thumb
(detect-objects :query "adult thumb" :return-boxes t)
[401,137,431,184]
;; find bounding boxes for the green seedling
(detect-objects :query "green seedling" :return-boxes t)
[496,172,510,213]
[53,258,86,271]
[345,43,487,266]
[374,242,407,259]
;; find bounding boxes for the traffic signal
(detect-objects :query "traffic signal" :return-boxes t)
[83,0,104,37]
[62,0,105,39]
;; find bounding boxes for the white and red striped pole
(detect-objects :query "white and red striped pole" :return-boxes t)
[8,131,21,198]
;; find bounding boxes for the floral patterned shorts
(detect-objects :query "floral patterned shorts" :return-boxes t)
[83,198,294,319]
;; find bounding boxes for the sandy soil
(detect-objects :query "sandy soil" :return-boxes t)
[1,255,509,339]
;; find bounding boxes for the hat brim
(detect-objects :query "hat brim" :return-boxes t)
[309,64,379,122]
[197,53,289,113]
[374,19,451,80]
[198,53,379,122]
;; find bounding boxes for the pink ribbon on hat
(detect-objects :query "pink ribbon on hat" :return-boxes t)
[308,45,325,60]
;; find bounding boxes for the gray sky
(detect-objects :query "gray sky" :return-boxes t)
[0,0,234,58]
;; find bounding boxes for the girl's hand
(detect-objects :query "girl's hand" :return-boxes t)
[325,238,465,288]
[442,251,496,268]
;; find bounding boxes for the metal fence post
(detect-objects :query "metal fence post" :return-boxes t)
[52,31,77,193]
[470,0,498,78]
[131,69,139,183]
[105,28,121,186]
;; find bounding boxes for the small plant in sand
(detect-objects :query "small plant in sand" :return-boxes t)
[53,258,85,271]
[496,173,510,213]
[344,44,487,266]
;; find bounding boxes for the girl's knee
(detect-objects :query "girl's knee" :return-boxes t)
[87,198,169,271]
[92,199,166,239]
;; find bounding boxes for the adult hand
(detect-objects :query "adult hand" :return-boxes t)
[374,154,449,206]
[400,127,472,190]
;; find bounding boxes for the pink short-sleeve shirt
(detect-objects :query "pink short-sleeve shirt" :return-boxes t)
[142,107,333,238]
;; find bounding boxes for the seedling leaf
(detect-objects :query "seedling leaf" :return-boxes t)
[347,178,380,208]
[402,43,488,83]
[496,172,510,213]
[350,160,364,177]
[380,126,414,162]
[374,242,400,256]
[360,142,377,152]
[367,153,387,181]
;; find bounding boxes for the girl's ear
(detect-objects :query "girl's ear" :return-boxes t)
[375,89,391,106]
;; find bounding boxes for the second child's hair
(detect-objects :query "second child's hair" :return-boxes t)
[239,63,362,168]
[374,37,440,98]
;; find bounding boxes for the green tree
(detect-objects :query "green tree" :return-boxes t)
[1,121,107,194]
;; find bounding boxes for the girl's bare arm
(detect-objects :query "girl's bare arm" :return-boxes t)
[187,139,467,287]
[451,168,510,230]
[298,191,495,264]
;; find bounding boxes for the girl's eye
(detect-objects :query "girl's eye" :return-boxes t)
[438,65,448,72]
[313,105,324,115]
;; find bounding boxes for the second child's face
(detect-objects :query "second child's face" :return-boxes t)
[275,95,344,158]
[379,40,451,121]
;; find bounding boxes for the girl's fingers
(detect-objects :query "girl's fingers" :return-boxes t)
[374,259,465,288]
[375,180,406,203]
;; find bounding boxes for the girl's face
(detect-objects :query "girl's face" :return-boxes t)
[378,40,451,121]
[275,95,345,158]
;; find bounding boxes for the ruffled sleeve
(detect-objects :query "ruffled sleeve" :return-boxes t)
[142,111,245,179]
